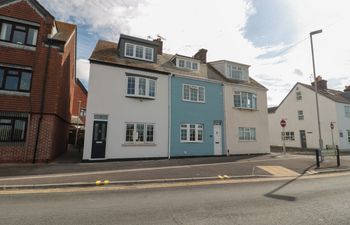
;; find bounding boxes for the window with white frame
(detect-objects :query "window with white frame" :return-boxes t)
[296,91,302,100]
[234,91,257,109]
[180,124,203,143]
[124,43,154,61]
[345,106,350,118]
[176,58,199,71]
[298,110,304,120]
[125,123,154,144]
[281,131,295,141]
[227,64,247,81]
[183,84,205,103]
[239,127,256,141]
[126,76,156,98]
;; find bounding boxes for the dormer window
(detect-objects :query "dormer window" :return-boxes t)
[227,64,247,81]
[176,58,199,71]
[124,43,154,62]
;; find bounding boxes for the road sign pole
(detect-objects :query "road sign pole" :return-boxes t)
[330,122,335,148]
[282,127,286,155]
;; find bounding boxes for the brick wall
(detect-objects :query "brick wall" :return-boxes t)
[0,0,76,162]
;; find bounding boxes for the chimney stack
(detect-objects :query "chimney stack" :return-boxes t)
[311,76,328,90]
[153,38,163,55]
[193,48,207,63]
[344,85,350,92]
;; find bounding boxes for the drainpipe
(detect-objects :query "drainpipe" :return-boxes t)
[168,74,172,159]
[222,83,228,156]
[33,39,52,163]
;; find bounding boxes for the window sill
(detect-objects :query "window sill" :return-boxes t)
[0,41,36,51]
[180,141,204,144]
[0,90,30,97]
[126,95,155,100]
[239,140,257,142]
[182,99,206,104]
[234,107,258,111]
[122,143,156,147]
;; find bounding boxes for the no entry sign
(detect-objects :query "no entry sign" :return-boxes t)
[280,119,286,128]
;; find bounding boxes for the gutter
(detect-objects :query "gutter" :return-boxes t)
[168,74,172,159]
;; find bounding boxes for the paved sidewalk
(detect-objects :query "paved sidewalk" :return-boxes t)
[0,153,350,189]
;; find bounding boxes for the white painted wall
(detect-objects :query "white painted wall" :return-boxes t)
[224,84,270,154]
[268,83,339,149]
[335,103,350,150]
[83,63,169,160]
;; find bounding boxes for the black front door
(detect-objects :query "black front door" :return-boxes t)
[91,120,107,159]
[300,130,307,149]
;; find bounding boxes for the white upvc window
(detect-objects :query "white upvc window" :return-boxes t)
[227,64,247,81]
[125,123,154,144]
[126,76,156,99]
[234,91,257,109]
[345,106,350,118]
[298,110,304,120]
[124,43,154,62]
[180,124,204,143]
[183,84,205,103]
[176,58,199,71]
[281,131,295,141]
[239,127,256,141]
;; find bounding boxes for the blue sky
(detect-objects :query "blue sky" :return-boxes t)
[38,0,350,106]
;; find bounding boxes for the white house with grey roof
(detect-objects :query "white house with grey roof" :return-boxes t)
[268,76,350,151]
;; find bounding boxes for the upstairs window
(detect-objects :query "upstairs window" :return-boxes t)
[234,91,257,109]
[0,20,38,46]
[0,67,32,92]
[183,84,205,103]
[298,110,304,120]
[176,58,199,71]
[126,76,156,99]
[345,106,350,118]
[124,43,154,62]
[227,64,247,81]
[296,91,302,100]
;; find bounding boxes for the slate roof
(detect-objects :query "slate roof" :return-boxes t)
[268,107,278,113]
[299,83,350,104]
[90,39,268,90]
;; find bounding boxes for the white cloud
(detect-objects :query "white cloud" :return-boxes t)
[76,59,90,83]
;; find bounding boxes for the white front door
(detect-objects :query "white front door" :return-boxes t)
[213,125,222,155]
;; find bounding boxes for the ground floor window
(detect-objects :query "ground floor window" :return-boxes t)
[180,123,203,143]
[281,131,295,141]
[347,130,350,143]
[0,114,28,142]
[239,127,256,141]
[125,123,154,144]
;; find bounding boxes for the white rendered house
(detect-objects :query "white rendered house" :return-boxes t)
[268,77,350,151]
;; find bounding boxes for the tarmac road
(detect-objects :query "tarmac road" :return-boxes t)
[1,172,350,225]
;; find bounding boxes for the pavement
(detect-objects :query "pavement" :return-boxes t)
[0,151,350,190]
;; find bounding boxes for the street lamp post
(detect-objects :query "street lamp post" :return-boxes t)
[310,29,323,150]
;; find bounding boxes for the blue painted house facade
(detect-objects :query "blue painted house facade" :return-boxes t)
[170,75,225,157]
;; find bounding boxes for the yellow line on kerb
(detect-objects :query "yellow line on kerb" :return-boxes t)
[257,166,300,177]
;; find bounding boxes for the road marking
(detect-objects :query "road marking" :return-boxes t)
[0,155,309,182]
[306,170,318,175]
[257,166,300,177]
[2,171,350,195]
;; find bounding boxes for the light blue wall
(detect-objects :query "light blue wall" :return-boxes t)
[171,76,225,157]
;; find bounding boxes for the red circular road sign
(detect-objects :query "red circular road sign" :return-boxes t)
[330,122,334,129]
[280,119,287,128]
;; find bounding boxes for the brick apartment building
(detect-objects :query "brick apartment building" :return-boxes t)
[0,0,76,162]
